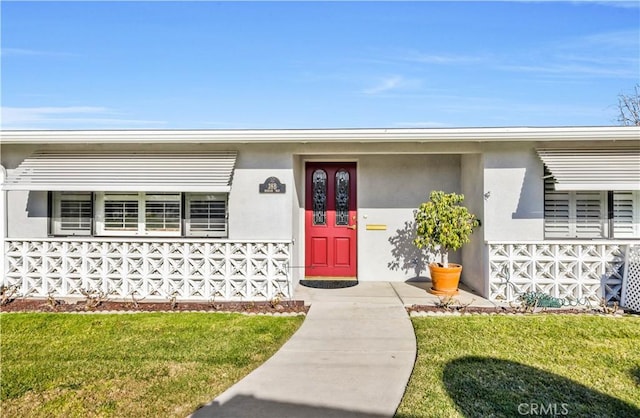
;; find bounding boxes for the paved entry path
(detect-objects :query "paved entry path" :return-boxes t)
[191,282,417,418]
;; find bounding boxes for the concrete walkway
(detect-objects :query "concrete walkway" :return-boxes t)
[192,282,417,418]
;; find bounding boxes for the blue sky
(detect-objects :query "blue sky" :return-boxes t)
[1,1,639,130]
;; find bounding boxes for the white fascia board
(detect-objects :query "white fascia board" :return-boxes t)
[2,184,232,192]
[2,126,639,144]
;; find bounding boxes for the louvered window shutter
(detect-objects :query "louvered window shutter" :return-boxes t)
[614,191,640,238]
[544,176,571,238]
[52,192,92,236]
[544,173,607,239]
[574,192,606,238]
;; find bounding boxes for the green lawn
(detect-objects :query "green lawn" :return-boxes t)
[0,312,303,417]
[396,315,640,418]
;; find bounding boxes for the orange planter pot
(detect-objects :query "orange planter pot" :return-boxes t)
[428,263,462,296]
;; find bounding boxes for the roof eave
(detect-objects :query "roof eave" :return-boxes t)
[1,126,639,144]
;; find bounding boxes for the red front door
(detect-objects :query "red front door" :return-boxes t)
[305,162,357,279]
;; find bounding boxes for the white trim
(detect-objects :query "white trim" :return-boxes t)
[2,126,639,144]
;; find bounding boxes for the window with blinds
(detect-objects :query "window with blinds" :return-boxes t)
[574,192,606,238]
[95,192,181,236]
[104,197,139,231]
[544,172,640,239]
[544,179,571,237]
[145,194,181,232]
[185,193,227,237]
[544,175,607,239]
[614,191,640,238]
[85,192,227,237]
[51,192,92,236]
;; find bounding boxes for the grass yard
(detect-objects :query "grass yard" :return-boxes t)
[0,312,304,417]
[396,315,640,418]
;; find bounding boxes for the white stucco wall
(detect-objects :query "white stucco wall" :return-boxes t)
[2,141,545,291]
[7,190,49,238]
[461,154,486,295]
[482,144,544,241]
[356,154,462,282]
[228,146,294,240]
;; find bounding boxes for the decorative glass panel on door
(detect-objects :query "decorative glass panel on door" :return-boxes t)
[335,170,350,226]
[313,169,327,225]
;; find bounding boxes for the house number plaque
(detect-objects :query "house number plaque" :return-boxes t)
[259,177,286,194]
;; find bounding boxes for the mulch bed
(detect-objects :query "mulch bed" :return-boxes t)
[407,304,633,315]
[0,298,309,314]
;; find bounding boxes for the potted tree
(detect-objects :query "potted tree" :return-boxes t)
[414,191,480,296]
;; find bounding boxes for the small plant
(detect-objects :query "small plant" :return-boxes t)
[168,293,178,310]
[127,291,144,310]
[0,284,20,306]
[269,295,285,311]
[435,296,458,311]
[208,296,224,311]
[518,291,563,311]
[457,298,474,313]
[414,191,479,267]
[597,298,620,315]
[43,292,63,311]
[80,288,108,310]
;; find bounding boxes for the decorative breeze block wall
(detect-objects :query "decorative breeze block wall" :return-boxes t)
[489,242,628,305]
[4,239,292,302]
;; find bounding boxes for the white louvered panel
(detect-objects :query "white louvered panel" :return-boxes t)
[189,200,226,232]
[104,200,139,231]
[3,151,238,192]
[575,191,606,238]
[537,148,640,191]
[614,191,640,238]
[145,194,181,232]
[58,193,92,232]
[544,177,571,238]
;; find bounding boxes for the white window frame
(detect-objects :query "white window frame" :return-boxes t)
[544,176,608,239]
[545,191,608,239]
[545,173,640,239]
[95,192,182,237]
[51,192,92,236]
[185,193,228,237]
[144,193,182,235]
[52,191,230,238]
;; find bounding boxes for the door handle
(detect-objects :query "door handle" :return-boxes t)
[347,224,357,230]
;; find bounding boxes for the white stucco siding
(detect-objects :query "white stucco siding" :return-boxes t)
[357,154,462,281]
[7,190,48,238]
[227,168,293,240]
[461,154,486,295]
[482,144,544,242]
[227,146,294,240]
